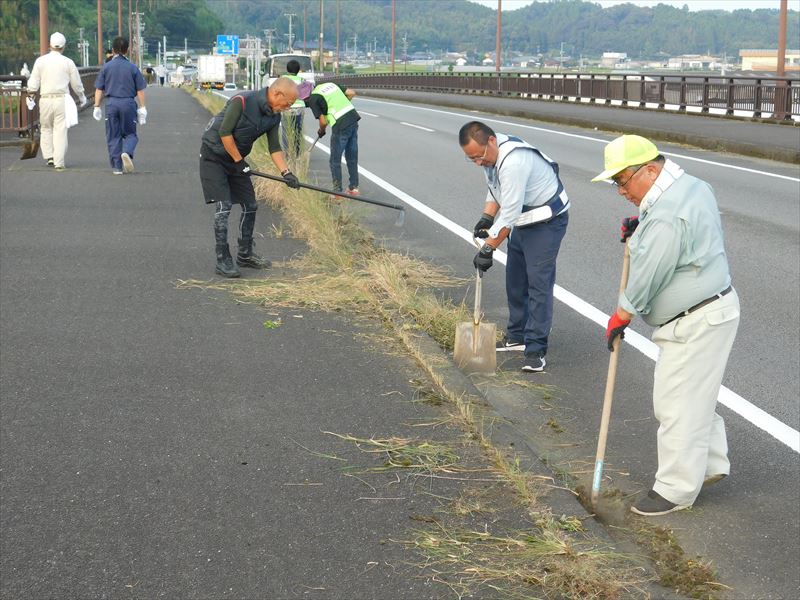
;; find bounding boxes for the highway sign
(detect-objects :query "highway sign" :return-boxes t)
[216,35,239,56]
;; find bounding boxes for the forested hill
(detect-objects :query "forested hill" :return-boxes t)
[207,0,799,59]
[2,0,797,74]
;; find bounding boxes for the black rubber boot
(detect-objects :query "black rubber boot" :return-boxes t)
[236,238,272,269]
[215,244,241,278]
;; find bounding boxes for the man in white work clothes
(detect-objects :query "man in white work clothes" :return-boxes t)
[26,32,87,171]
[593,134,740,516]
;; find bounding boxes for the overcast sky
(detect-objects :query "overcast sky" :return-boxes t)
[468,0,787,11]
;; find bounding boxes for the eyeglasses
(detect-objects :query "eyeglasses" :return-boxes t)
[465,145,489,163]
[612,164,644,188]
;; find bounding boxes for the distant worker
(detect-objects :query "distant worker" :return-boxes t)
[144,63,154,85]
[459,121,569,373]
[593,134,740,516]
[306,82,361,196]
[26,32,87,171]
[280,59,307,159]
[199,78,301,278]
[93,36,147,175]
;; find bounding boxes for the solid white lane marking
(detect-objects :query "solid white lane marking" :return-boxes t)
[359,111,379,117]
[359,98,800,183]
[304,134,800,453]
[400,121,435,132]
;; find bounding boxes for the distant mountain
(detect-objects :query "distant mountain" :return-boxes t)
[205,0,799,60]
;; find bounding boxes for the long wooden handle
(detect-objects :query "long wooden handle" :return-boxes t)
[591,243,631,508]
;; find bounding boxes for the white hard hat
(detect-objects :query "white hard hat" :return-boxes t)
[50,32,66,48]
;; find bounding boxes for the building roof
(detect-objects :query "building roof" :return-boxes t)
[740,49,800,56]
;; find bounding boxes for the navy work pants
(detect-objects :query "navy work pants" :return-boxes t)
[504,211,569,357]
[329,121,359,192]
[104,97,138,171]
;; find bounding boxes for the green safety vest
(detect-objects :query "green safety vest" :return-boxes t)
[312,82,354,127]
[282,74,306,109]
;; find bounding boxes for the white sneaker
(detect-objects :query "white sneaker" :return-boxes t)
[121,152,134,173]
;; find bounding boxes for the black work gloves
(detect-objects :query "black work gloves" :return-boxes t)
[281,170,300,189]
[473,213,494,239]
[620,216,639,243]
[234,159,251,175]
[317,127,326,138]
[473,244,494,272]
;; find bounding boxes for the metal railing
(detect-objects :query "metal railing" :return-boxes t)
[0,68,101,150]
[321,72,800,121]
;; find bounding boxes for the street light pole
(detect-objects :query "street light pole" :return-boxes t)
[391,0,396,73]
[39,0,48,56]
[97,0,103,65]
[319,0,324,74]
[774,0,789,119]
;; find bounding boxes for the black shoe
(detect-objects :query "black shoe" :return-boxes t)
[521,353,546,373]
[496,336,525,352]
[236,238,272,269]
[46,158,54,167]
[215,245,241,278]
[630,490,690,516]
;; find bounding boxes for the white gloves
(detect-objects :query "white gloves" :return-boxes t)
[25,96,36,110]
[137,106,147,125]
[78,95,88,108]
[93,107,102,121]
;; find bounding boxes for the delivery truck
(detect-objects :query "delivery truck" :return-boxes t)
[198,55,226,90]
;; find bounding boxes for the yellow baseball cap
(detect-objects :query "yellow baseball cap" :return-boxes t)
[591,134,659,182]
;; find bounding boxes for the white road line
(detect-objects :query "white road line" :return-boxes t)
[400,121,435,132]
[358,111,379,117]
[359,98,800,183]
[304,134,800,453]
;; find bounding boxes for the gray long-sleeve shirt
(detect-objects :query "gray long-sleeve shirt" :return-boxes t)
[621,160,732,326]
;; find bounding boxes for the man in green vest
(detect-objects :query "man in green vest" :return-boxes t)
[306,82,361,195]
[281,59,307,158]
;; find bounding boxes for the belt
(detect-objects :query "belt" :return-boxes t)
[40,92,66,98]
[662,285,733,326]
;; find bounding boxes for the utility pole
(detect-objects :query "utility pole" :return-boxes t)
[495,0,501,74]
[117,0,122,36]
[284,13,296,52]
[391,0,396,73]
[78,28,89,67]
[559,41,565,73]
[402,33,408,72]
[352,33,357,61]
[318,0,324,73]
[39,0,48,56]
[774,0,789,119]
[264,29,275,56]
[336,0,340,74]
[97,0,103,65]
[303,3,307,53]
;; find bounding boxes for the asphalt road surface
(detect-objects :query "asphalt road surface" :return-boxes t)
[301,95,800,599]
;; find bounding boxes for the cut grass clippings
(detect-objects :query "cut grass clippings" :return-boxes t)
[184,88,700,600]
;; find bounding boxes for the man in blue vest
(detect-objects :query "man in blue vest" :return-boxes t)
[459,121,570,373]
[199,78,301,277]
[93,36,147,175]
[306,82,360,195]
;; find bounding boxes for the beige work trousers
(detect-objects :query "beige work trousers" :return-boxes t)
[39,95,68,168]
[650,288,740,507]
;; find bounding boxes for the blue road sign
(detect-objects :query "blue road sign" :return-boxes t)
[216,35,239,56]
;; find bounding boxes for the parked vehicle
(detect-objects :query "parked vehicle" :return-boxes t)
[198,55,226,90]
[223,82,237,91]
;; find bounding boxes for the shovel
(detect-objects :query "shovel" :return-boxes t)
[454,269,496,375]
[591,242,631,509]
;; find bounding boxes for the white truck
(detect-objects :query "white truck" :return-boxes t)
[260,53,315,89]
[198,55,226,90]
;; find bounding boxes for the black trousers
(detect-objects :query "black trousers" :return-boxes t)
[199,153,258,247]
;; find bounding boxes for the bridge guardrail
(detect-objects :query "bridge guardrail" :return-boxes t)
[320,72,800,122]
[0,68,101,152]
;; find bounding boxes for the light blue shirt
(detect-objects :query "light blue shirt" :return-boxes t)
[621,160,732,326]
[484,134,559,238]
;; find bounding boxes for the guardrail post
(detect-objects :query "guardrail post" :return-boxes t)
[678,76,687,111]
[701,76,710,113]
[753,79,763,119]
[639,77,647,108]
[657,77,666,109]
[726,77,735,117]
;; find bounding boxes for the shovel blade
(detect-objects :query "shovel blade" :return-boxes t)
[20,138,39,160]
[454,321,496,375]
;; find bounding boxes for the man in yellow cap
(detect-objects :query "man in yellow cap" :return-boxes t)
[592,134,740,516]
